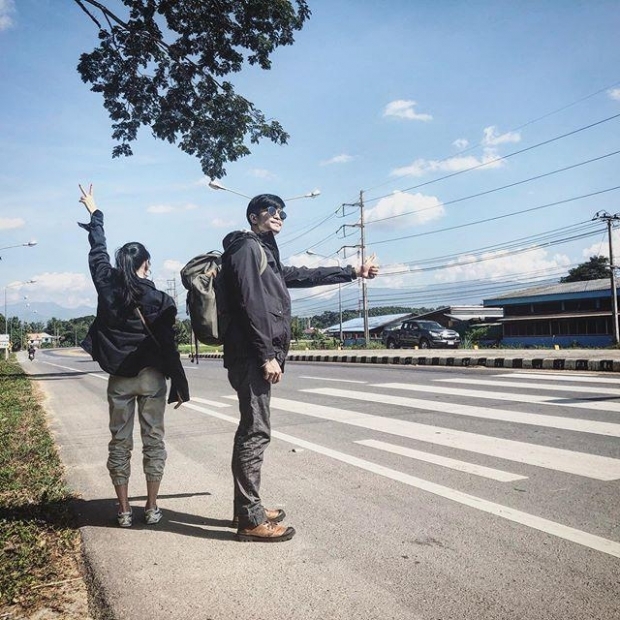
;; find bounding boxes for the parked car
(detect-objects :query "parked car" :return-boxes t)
[382,320,461,349]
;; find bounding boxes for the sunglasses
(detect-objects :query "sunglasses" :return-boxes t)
[261,206,287,220]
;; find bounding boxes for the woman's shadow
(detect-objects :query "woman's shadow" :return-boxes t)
[70,491,237,541]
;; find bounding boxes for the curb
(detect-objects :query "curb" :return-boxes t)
[191,352,620,372]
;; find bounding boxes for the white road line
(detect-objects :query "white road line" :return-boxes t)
[498,372,619,384]
[355,439,527,481]
[261,394,620,480]
[311,385,620,437]
[191,396,232,408]
[441,377,620,397]
[299,376,367,384]
[182,401,620,558]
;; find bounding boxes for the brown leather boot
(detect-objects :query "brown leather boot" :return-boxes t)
[231,508,286,529]
[237,520,296,543]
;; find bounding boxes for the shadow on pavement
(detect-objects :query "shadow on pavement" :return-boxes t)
[29,372,92,380]
[70,493,236,541]
[5,370,92,380]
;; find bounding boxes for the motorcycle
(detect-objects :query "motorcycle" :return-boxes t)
[28,349,35,361]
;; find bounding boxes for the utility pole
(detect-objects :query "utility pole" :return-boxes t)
[593,211,620,344]
[359,190,370,344]
[339,190,370,344]
[166,279,178,307]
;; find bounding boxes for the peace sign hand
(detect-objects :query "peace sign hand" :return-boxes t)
[78,183,98,215]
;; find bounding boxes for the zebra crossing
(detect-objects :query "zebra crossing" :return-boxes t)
[184,369,620,558]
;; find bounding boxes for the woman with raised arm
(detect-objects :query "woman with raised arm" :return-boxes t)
[78,184,189,528]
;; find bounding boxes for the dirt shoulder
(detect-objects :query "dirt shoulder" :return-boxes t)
[0,359,95,619]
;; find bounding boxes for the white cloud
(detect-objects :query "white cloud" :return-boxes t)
[434,248,571,283]
[162,259,184,273]
[287,252,349,269]
[580,228,620,259]
[287,252,324,268]
[249,168,276,180]
[210,217,236,228]
[0,0,15,32]
[391,125,519,178]
[453,138,469,150]
[366,192,445,228]
[152,260,185,287]
[383,100,432,122]
[391,147,502,178]
[320,154,354,166]
[147,203,198,214]
[13,272,94,308]
[482,125,521,146]
[608,88,620,101]
[0,217,25,230]
[373,263,421,289]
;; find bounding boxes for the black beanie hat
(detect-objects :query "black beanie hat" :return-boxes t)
[246,194,286,224]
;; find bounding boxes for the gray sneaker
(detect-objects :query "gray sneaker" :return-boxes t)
[117,510,133,528]
[144,507,162,525]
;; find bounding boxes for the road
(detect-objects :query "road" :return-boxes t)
[23,348,620,620]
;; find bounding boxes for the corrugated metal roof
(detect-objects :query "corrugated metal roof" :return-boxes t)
[324,313,411,334]
[500,311,610,322]
[485,278,610,302]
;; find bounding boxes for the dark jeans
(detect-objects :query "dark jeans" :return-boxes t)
[227,358,271,529]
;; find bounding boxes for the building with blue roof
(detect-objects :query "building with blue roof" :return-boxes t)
[484,278,615,347]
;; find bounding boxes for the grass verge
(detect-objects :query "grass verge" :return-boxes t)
[0,357,90,618]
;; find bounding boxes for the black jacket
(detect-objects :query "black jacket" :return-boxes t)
[80,210,189,404]
[221,229,357,369]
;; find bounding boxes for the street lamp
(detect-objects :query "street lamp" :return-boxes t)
[286,190,321,201]
[208,180,321,203]
[306,251,343,345]
[4,280,36,334]
[208,180,250,198]
[0,240,37,260]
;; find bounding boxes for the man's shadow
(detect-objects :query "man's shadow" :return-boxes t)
[70,492,237,541]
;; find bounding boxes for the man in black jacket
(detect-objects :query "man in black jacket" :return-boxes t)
[222,194,378,542]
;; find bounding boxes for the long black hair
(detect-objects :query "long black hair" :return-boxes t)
[114,242,150,310]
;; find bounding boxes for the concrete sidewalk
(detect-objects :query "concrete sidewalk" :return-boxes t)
[197,347,620,372]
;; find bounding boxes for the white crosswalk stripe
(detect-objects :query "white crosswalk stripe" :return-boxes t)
[188,372,620,558]
[497,371,620,384]
[440,376,620,396]
[355,439,527,481]
[191,396,232,408]
[187,398,620,559]
[305,385,620,436]
[265,394,620,480]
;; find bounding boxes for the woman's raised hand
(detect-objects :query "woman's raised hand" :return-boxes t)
[78,183,98,215]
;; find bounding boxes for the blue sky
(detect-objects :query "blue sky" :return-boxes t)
[1,0,620,322]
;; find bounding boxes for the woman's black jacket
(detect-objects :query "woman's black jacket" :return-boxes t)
[221,229,357,369]
[80,210,189,404]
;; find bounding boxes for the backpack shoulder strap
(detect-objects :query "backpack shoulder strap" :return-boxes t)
[257,243,267,275]
[135,307,161,348]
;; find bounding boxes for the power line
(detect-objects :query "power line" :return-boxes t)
[365,113,620,204]
[290,219,603,312]
[363,78,620,195]
[370,185,620,246]
[382,221,601,271]
[365,149,620,226]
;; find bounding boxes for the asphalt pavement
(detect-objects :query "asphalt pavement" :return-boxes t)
[20,347,620,619]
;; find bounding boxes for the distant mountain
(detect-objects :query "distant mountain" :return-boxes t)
[4,301,96,322]
[4,299,189,322]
